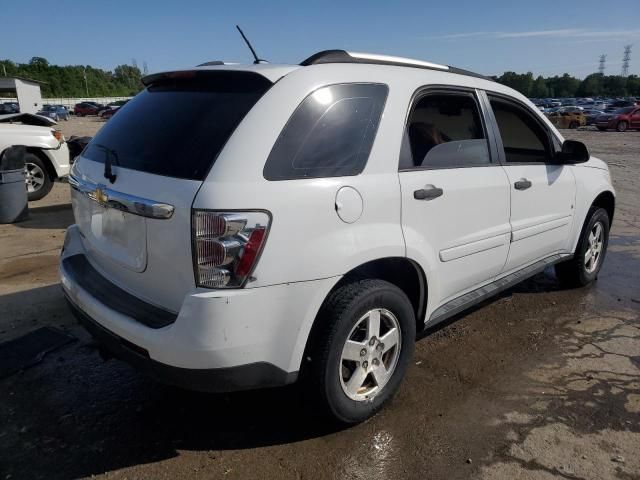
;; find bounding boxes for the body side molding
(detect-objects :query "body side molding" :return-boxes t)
[427,253,572,327]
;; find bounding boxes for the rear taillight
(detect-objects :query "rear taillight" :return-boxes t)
[192,210,270,288]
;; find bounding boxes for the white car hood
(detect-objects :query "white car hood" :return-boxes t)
[0,113,58,127]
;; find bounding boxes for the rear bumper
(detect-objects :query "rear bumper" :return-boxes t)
[65,297,296,392]
[60,225,339,391]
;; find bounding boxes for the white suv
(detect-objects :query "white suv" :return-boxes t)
[0,114,70,200]
[60,51,615,423]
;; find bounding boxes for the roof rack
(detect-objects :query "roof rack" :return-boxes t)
[300,50,492,81]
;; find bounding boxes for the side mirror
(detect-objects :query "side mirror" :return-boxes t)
[557,140,589,164]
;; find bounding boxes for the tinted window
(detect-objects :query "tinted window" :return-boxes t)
[401,92,489,170]
[614,107,634,114]
[264,83,388,180]
[489,98,551,163]
[83,71,271,180]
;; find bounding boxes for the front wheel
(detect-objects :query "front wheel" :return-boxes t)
[25,153,53,201]
[617,121,628,132]
[307,279,416,424]
[555,207,610,287]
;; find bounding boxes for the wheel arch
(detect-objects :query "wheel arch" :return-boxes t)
[299,257,428,376]
[591,190,615,224]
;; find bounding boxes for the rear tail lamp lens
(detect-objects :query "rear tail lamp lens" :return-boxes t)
[192,210,270,288]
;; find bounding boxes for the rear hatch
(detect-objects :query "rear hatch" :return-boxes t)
[70,71,272,312]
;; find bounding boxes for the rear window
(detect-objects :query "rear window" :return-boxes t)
[263,83,388,180]
[83,71,271,180]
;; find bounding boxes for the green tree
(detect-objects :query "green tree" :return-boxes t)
[576,73,603,97]
[0,57,144,97]
[29,56,49,69]
[530,76,549,97]
[496,71,534,96]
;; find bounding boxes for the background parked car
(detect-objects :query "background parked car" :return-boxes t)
[0,113,70,200]
[595,106,640,132]
[583,109,605,126]
[545,111,586,129]
[37,105,69,121]
[555,106,584,113]
[99,100,128,120]
[604,100,636,113]
[1,102,19,114]
[74,102,100,116]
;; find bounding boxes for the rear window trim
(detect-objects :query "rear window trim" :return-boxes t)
[83,71,274,182]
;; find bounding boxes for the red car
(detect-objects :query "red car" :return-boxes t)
[73,102,99,116]
[595,106,640,132]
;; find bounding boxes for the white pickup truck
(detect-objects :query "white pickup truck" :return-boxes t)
[0,113,70,200]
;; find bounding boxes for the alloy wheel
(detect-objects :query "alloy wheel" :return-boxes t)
[339,308,401,401]
[24,162,45,193]
[585,221,604,274]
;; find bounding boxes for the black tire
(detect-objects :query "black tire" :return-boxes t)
[306,279,416,424]
[25,153,54,201]
[597,127,607,131]
[569,121,579,129]
[616,121,628,132]
[555,207,610,287]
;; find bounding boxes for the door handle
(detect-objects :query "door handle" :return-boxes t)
[414,184,443,200]
[514,178,532,190]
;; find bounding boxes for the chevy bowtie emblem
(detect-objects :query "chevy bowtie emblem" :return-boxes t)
[89,185,109,205]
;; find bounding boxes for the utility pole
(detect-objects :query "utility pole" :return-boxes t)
[621,45,632,77]
[598,54,606,75]
[83,66,89,97]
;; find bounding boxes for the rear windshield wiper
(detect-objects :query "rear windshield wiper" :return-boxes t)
[92,143,119,184]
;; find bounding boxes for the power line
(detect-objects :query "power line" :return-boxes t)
[621,45,632,77]
[598,54,606,75]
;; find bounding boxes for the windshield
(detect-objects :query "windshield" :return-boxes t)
[83,71,271,180]
[614,107,634,114]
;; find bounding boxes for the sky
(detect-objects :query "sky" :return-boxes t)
[3,0,639,78]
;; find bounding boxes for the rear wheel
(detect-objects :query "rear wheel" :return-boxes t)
[617,121,628,132]
[569,121,579,129]
[25,153,53,201]
[307,279,416,424]
[555,207,609,287]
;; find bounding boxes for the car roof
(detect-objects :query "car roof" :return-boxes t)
[143,50,495,86]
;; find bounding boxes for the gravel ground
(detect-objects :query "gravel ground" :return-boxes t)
[0,119,638,480]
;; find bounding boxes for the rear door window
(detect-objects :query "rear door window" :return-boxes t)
[263,83,388,180]
[83,71,271,180]
[400,91,490,170]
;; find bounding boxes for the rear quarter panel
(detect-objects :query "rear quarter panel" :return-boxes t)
[194,65,411,288]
